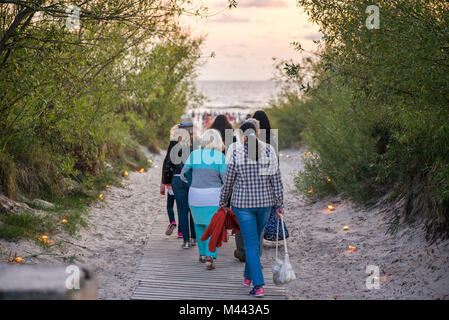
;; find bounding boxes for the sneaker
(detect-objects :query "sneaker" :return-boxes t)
[165,222,177,236]
[199,255,206,263]
[190,239,196,246]
[249,287,264,297]
[243,278,251,287]
[206,257,216,270]
[178,232,183,238]
[182,241,190,249]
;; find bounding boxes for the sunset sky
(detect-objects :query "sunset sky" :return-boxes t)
[182,0,321,81]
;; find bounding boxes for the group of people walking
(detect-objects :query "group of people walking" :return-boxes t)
[160,110,284,297]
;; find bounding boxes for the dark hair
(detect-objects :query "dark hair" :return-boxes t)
[239,121,259,161]
[253,110,272,146]
[211,114,232,142]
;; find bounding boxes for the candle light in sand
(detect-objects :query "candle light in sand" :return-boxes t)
[343,226,349,231]
[327,205,335,211]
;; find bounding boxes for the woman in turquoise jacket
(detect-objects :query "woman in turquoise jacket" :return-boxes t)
[181,129,227,270]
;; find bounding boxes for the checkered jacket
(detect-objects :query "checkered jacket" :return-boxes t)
[219,140,284,209]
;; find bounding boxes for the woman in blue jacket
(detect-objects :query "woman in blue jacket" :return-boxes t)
[180,129,227,270]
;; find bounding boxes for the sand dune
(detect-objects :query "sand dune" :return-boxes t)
[1,148,448,299]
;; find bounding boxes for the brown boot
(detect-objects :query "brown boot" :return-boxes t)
[206,257,216,270]
[234,249,246,262]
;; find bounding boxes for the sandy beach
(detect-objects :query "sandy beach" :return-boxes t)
[1,148,448,299]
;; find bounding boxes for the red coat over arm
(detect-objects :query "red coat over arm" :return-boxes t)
[200,207,240,253]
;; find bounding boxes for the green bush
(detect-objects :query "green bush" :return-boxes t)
[284,0,449,236]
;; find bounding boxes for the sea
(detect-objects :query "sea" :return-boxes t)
[191,80,281,118]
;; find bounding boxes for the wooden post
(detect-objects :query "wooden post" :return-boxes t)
[0,264,98,300]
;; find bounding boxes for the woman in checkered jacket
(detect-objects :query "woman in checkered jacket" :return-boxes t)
[219,120,284,298]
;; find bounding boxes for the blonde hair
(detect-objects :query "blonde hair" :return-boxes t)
[201,129,223,151]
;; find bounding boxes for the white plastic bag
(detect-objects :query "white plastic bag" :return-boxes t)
[273,215,296,285]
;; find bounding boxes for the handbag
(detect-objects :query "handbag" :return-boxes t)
[264,208,289,241]
[272,215,296,285]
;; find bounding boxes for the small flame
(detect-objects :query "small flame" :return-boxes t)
[343,226,349,231]
[106,185,110,188]
[348,245,357,251]
[124,171,128,176]
[139,168,144,173]
[327,205,335,211]
[40,235,51,243]
[327,178,332,182]
[15,257,24,263]
[99,193,104,199]
[61,218,68,223]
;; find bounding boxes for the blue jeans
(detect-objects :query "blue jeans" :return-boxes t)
[172,176,196,242]
[167,193,176,223]
[232,206,271,288]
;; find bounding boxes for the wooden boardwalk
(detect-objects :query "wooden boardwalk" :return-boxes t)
[131,213,286,300]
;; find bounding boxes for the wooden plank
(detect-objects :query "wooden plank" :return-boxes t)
[131,213,286,300]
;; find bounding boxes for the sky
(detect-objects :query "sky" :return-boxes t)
[181,0,321,81]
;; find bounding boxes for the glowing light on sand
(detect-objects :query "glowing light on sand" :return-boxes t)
[148,159,153,163]
[327,205,335,211]
[106,185,110,188]
[327,178,332,182]
[99,193,104,199]
[154,165,158,168]
[139,168,145,173]
[124,171,128,176]
[343,226,349,231]
[15,257,24,263]
[348,245,357,251]
[61,218,68,223]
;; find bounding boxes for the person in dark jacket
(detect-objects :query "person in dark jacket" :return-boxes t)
[161,115,199,249]
[252,110,289,244]
[210,114,234,153]
[210,115,247,261]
